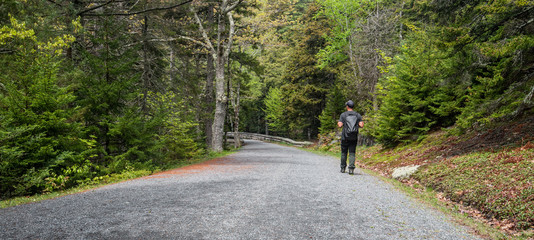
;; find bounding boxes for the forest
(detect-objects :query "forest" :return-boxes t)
[1,0,533,205]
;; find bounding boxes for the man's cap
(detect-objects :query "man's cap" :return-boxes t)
[346,100,354,108]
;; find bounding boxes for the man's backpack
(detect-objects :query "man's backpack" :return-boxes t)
[345,114,359,140]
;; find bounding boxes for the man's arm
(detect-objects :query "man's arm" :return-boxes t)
[358,121,364,128]
[337,121,343,128]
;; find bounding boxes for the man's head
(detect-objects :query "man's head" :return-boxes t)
[346,100,354,110]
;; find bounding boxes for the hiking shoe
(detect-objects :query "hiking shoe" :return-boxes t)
[340,168,346,173]
[348,169,354,175]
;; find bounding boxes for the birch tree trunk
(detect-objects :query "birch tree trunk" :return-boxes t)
[191,0,241,152]
[211,56,228,151]
[205,53,215,148]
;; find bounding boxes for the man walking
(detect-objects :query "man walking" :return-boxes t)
[337,100,364,175]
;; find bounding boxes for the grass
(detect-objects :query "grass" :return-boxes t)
[0,149,238,209]
[415,149,534,232]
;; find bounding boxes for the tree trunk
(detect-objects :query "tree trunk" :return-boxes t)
[141,14,150,112]
[204,53,215,148]
[204,5,215,148]
[191,1,240,152]
[211,58,227,152]
[233,78,241,148]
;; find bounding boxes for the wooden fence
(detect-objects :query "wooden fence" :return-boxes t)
[226,132,313,147]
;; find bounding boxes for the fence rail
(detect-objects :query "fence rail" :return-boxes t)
[226,132,313,147]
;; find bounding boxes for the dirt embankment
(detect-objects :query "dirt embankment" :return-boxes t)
[444,114,534,158]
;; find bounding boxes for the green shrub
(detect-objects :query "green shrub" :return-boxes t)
[0,17,92,198]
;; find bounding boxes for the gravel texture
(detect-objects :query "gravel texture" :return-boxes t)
[0,140,481,240]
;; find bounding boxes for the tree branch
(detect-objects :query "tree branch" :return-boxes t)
[509,84,534,119]
[122,37,209,49]
[0,49,14,54]
[224,0,243,14]
[525,85,534,104]
[224,11,235,59]
[192,8,216,57]
[180,36,208,48]
[77,0,115,16]
[221,0,229,14]
[46,0,63,8]
[82,0,193,16]
[518,18,534,30]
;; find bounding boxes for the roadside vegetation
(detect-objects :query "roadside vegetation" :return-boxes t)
[0,149,236,209]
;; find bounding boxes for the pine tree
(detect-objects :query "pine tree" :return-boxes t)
[279,2,334,139]
[318,85,345,134]
[0,17,89,197]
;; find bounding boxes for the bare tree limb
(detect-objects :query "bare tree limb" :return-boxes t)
[518,18,534,30]
[77,0,115,16]
[122,36,209,49]
[223,11,235,59]
[525,85,534,104]
[82,0,193,16]
[224,0,243,14]
[509,84,534,119]
[0,49,15,54]
[128,0,140,12]
[176,36,209,49]
[221,0,229,14]
[192,8,216,57]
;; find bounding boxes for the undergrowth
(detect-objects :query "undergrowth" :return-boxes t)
[0,149,237,209]
[415,147,534,230]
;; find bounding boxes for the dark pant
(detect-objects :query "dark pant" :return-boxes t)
[340,140,357,169]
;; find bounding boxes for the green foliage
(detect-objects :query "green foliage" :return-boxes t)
[277,2,334,139]
[372,29,463,145]
[0,17,89,197]
[147,92,201,162]
[264,87,287,134]
[0,12,205,199]
[74,14,161,167]
[318,85,345,134]
[368,0,534,145]
[315,0,385,67]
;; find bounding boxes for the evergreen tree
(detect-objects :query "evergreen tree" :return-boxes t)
[264,87,288,135]
[279,2,334,139]
[318,85,345,134]
[372,28,461,145]
[0,17,90,197]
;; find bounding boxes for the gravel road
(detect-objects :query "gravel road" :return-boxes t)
[0,140,481,240]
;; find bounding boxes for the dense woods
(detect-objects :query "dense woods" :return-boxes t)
[1,0,533,217]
